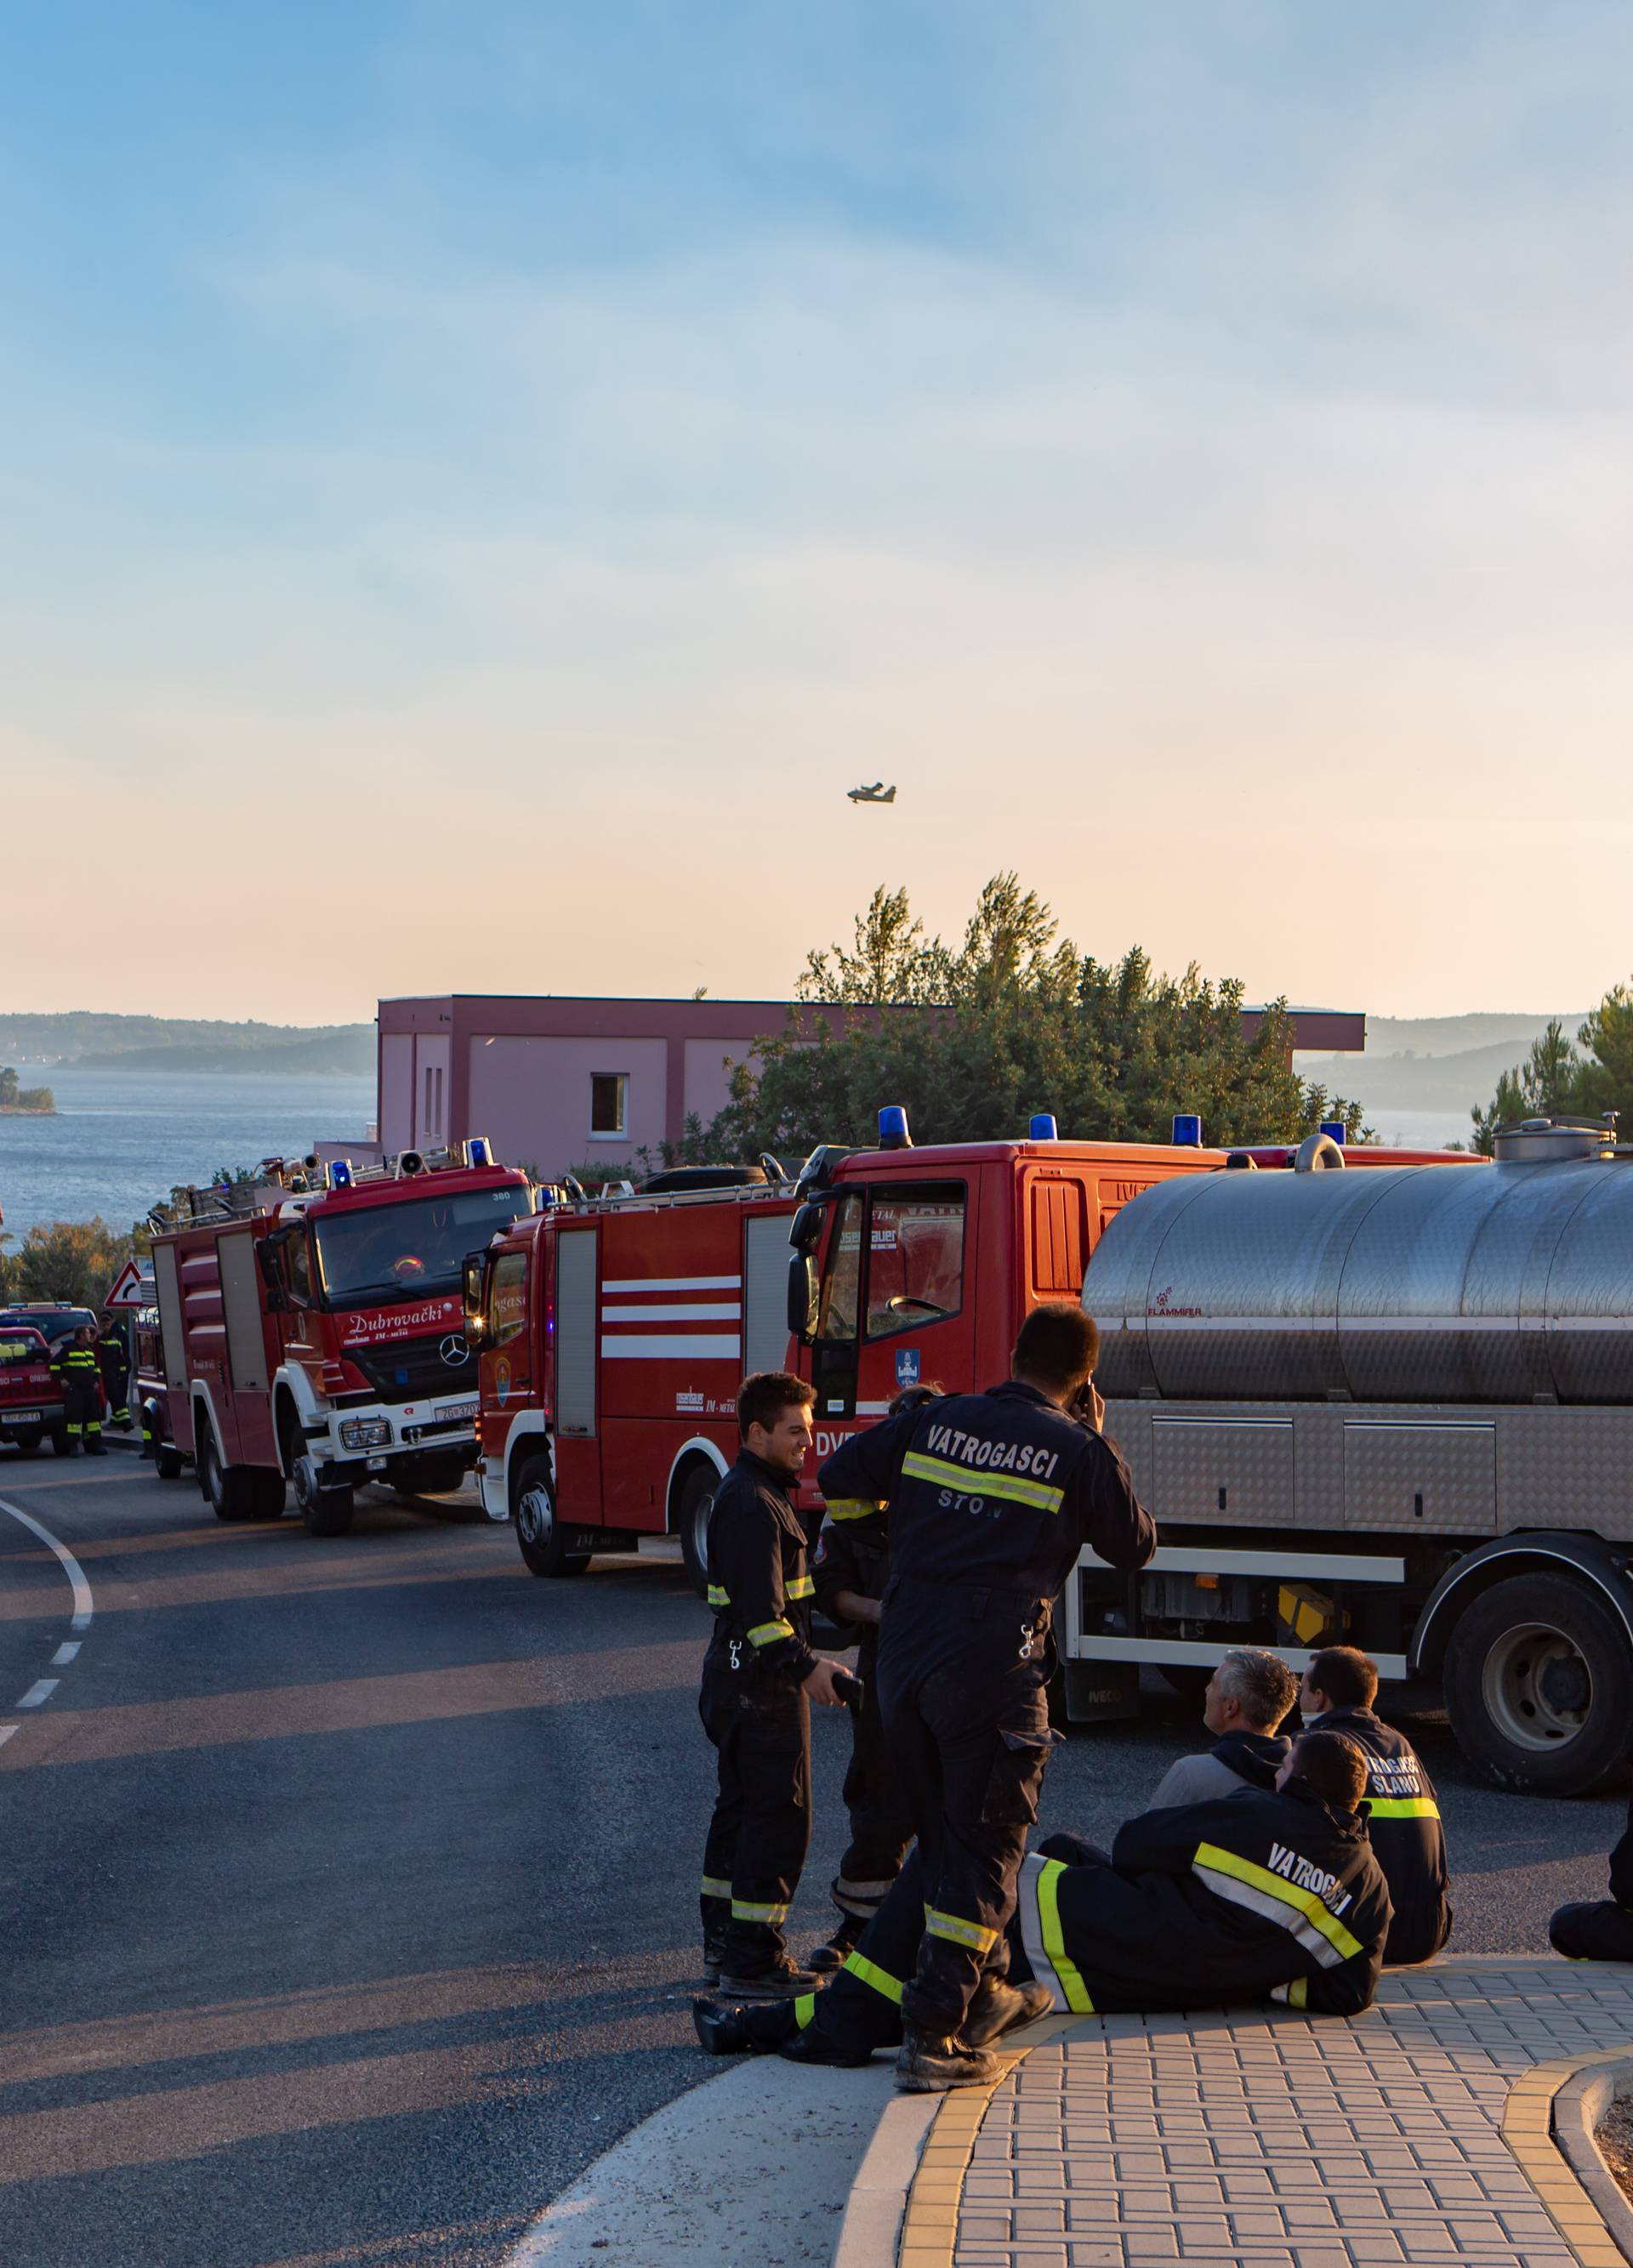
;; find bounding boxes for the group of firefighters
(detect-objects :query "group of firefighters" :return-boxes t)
[694,1301,1459,2095]
[48,1322,130,1452]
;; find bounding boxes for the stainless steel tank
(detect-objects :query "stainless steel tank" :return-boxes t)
[1085,1127,1633,1406]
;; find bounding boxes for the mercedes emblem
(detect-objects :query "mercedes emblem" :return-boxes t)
[439,1333,469,1367]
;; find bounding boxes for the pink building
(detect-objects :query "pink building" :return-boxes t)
[375,993,1365,1179]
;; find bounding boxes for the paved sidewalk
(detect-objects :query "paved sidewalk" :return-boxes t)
[890,1959,1633,2268]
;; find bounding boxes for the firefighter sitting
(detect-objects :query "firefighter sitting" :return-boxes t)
[1142,1647,1298,1812]
[1550,1799,1633,1963]
[694,1731,1392,2071]
[54,1326,105,1456]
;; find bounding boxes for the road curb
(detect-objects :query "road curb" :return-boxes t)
[830,2092,938,2268]
[1505,2044,1633,2268]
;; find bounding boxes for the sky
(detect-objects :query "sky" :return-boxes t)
[5,3,1633,1023]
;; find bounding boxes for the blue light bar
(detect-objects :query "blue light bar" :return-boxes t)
[1028,1114,1059,1140]
[468,1136,491,1167]
[1171,1114,1202,1147]
[1319,1120,1347,1146]
[328,1158,353,1189]
[878,1105,912,1150]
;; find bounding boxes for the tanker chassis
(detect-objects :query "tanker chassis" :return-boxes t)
[1074,1118,1633,1794]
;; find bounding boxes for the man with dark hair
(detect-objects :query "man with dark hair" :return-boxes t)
[698,1371,849,1998]
[1550,1801,1633,1961]
[1144,1648,1299,1811]
[696,1727,1391,2066]
[815,1300,1155,2091]
[1301,1647,1452,1965]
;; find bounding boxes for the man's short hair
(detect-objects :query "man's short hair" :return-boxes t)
[1291,1730,1369,1813]
[737,1371,816,1440]
[1215,1647,1299,1731]
[1014,1303,1099,1394]
[1306,1646,1380,1710]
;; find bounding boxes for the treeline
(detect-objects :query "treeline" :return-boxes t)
[0,1012,373,1073]
[1472,985,1633,1149]
[0,1066,54,1111]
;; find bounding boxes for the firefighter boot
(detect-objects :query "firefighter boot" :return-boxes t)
[808,1913,866,1974]
[717,1953,822,1999]
[961,1977,1053,2050]
[777,2025,874,2070]
[896,2027,1003,2094]
[86,1435,106,1457]
[691,1999,775,2056]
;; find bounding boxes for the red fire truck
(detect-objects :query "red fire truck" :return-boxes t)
[151,1140,532,1532]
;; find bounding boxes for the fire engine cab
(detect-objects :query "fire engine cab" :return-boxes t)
[151,1141,532,1533]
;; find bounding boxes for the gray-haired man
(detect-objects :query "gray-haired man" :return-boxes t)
[1144,1649,1298,1811]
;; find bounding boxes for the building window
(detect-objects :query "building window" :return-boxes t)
[423,1065,444,1141]
[590,1073,629,1138]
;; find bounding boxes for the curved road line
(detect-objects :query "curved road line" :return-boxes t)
[0,1494,95,1632]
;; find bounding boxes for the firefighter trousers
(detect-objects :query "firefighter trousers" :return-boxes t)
[699,1665,811,1971]
[738,1846,934,2056]
[1550,1899,1633,1962]
[62,1378,102,1441]
[877,1583,1056,2039]
[833,1657,913,1924]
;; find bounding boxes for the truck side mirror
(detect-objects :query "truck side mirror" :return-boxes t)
[788,1252,818,1342]
[462,1254,487,1349]
[789,1201,825,1253]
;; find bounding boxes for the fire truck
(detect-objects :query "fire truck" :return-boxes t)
[151,1141,532,1533]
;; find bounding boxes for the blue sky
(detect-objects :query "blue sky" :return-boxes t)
[6,5,1632,1020]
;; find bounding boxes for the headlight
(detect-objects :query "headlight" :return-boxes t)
[339,1417,392,1450]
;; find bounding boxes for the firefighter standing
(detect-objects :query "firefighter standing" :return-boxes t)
[699,1372,848,1998]
[816,1302,1156,2091]
[54,1325,105,1455]
[96,1322,131,1430]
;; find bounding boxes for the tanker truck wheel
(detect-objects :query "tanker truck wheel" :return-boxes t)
[676,1464,716,1600]
[1444,1572,1633,1795]
[515,1459,589,1577]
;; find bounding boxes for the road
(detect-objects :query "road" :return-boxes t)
[1,1453,1627,2268]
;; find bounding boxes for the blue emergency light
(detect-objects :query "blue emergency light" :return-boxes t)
[328,1158,353,1190]
[878,1105,912,1150]
[1319,1121,1347,1146]
[1029,1114,1059,1140]
[1171,1114,1202,1147]
[468,1136,491,1166]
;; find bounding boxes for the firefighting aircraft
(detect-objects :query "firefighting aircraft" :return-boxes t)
[847,782,897,804]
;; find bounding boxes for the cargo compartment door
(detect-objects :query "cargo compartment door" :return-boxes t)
[743,1213,794,1375]
[551,1227,600,1514]
[217,1230,278,1467]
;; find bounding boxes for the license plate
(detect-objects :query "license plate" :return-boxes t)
[433,1399,479,1424]
[3,1411,42,1424]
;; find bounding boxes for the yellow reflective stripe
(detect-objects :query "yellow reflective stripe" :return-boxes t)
[1288,1975,1308,2009]
[924,1904,1000,1954]
[826,1499,884,1521]
[842,1949,904,2004]
[902,1449,1064,1515]
[1193,1842,1364,1963]
[731,1898,789,1923]
[794,1992,816,2031]
[786,1576,816,1600]
[700,1875,731,1899]
[748,1619,794,1646]
[707,1584,731,1607]
[1366,1796,1440,1820]
[1036,1859,1095,2014]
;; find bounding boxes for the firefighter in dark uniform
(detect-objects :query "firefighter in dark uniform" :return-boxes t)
[96,1322,131,1430]
[1550,1799,1633,1961]
[699,1371,849,1998]
[806,1385,936,1971]
[697,1729,1392,2065]
[815,1302,1156,2091]
[54,1325,105,1455]
[1300,1646,1452,1965]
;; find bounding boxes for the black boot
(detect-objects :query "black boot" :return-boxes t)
[808,1914,867,1974]
[777,2024,875,2069]
[692,1998,775,2055]
[896,2026,1003,2094]
[961,1977,1052,2049]
[717,1953,822,1998]
[86,1439,106,1457]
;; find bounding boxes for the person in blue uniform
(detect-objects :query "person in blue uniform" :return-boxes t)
[815,1302,1156,2090]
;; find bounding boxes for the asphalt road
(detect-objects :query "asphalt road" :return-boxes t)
[1,1453,1627,2268]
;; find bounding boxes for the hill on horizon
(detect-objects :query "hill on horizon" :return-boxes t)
[0,1011,374,1075]
[1297,1010,1592,1117]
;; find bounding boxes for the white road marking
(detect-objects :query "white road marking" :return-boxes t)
[52,1641,81,1666]
[0,1493,94,1630]
[17,1680,59,1708]
[0,1725,18,1748]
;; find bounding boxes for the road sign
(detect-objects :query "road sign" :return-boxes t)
[103,1259,153,1310]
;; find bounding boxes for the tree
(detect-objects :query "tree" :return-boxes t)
[2,1219,135,1308]
[706,874,1365,1159]
[1471,986,1633,1151]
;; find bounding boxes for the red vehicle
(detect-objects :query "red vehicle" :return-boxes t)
[0,1325,68,1457]
[151,1140,532,1532]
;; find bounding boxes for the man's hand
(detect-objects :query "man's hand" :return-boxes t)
[833,1589,882,1627]
[1070,1378,1106,1432]
[802,1656,850,1708]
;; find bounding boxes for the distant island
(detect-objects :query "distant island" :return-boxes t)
[1295,1010,1590,1117]
[0,1012,373,1077]
[0,1066,55,1113]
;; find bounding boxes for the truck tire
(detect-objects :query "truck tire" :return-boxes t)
[515,1459,589,1577]
[676,1464,716,1600]
[201,1429,258,1523]
[1443,1572,1633,1794]
[293,1456,355,1537]
[9,1431,43,1458]
[155,1442,185,1481]
[249,1468,287,1520]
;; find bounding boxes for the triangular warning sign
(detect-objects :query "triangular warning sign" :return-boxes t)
[103,1259,152,1310]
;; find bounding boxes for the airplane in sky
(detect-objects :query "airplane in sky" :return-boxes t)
[847,782,897,804]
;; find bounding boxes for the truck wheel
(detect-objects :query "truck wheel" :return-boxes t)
[1443,1572,1633,1794]
[293,1455,354,1537]
[676,1464,716,1600]
[9,1431,43,1458]
[201,1430,256,1523]
[515,1460,589,1577]
[249,1468,287,1520]
[155,1443,185,1481]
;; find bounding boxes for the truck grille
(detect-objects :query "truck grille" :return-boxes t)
[347,1334,477,1404]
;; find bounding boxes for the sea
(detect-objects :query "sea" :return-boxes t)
[0,1067,376,1243]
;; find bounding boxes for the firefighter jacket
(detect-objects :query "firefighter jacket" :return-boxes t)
[703,1451,816,1688]
[1306,1705,1451,1966]
[1144,1727,1292,1812]
[816,1379,1155,1605]
[1607,1799,1633,1912]
[1016,1778,1392,2020]
[53,1344,101,1393]
[811,1502,890,1670]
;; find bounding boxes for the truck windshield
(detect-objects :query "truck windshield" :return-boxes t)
[311,1185,532,1310]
